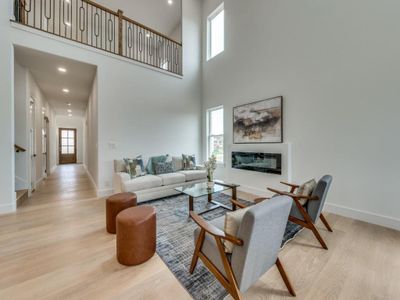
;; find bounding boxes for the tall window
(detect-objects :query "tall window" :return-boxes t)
[207,106,224,163]
[207,3,224,60]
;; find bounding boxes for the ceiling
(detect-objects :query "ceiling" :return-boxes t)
[95,0,182,42]
[14,46,97,117]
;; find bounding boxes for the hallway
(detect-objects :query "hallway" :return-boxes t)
[21,164,97,206]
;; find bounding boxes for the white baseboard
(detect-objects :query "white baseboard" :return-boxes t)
[97,188,114,198]
[325,202,400,231]
[35,176,44,187]
[0,202,16,214]
[83,164,101,196]
[50,165,57,174]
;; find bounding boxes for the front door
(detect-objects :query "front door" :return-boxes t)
[59,128,77,164]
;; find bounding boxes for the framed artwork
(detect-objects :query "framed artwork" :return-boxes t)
[233,96,283,144]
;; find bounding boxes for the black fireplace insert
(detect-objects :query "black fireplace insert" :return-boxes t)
[232,151,282,174]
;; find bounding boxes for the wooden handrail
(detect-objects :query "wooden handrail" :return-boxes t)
[82,0,182,46]
[15,144,26,152]
[121,15,182,46]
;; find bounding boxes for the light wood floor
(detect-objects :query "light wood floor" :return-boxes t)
[1,164,399,299]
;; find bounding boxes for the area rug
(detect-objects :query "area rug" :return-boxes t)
[140,193,301,300]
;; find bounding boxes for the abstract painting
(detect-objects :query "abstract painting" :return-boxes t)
[233,96,283,143]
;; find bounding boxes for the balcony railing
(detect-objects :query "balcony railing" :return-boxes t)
[14,0,182,75]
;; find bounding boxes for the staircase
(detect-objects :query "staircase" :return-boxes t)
[16,189,28,207]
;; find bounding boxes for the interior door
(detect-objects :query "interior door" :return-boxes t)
[29,98,36,191]
[59,128,77,164]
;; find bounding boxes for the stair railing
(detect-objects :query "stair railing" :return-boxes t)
[13,0,182,75]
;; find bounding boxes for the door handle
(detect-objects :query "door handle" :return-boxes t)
[33,154,37,157]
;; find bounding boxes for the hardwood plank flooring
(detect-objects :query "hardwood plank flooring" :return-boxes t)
[0,164,399,299]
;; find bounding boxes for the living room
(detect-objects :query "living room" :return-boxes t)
[1,0,400,299]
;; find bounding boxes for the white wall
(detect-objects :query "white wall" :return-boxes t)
[202,0,400,229]
[85,74,98,187]
[55,115,85,164]
[1,0,202,210]
[27,70,53,186]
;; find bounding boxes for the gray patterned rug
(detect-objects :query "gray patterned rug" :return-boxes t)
[140,193,301,300]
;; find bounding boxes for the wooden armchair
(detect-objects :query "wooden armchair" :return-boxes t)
[190,196,296,300]
[251,175,333,250]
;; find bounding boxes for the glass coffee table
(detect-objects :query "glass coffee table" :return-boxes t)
[175,180,240,215]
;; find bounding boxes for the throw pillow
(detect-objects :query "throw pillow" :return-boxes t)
[172,156,183,171]
[114,159,127,173]
[145,154,169,174]
[123,156,145,179]
[182,154,196,170]
[224,206,251,253]
[154,161,174,175]
[297,179,317,205]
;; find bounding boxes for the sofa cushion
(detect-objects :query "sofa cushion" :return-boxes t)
[156,173,186,186]
[172,156,183,171]
[122,175,162,192]
[178,170,207,181]
[114,160,127,173]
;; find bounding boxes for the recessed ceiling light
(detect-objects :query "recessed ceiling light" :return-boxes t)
[62,88,69,93]
[58,67,67,73]
[68,113,72,117]
[168,0,173,5]
[67,102,71,106]
[67,109,72,113]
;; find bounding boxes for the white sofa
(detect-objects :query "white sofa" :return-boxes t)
[113,158,207,203]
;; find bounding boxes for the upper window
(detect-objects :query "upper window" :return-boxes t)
[207,3,224,60]
[207,106,224,163]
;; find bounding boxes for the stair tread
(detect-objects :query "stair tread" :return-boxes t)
[16,189,28,200]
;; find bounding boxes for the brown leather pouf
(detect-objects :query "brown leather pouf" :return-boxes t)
[116,206,156,266]
[106,192,137,234]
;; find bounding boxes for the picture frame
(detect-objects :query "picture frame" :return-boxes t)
[233,96,283,144]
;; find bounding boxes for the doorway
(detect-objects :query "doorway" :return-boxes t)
[59,128,77,164]
[29,98,36,191]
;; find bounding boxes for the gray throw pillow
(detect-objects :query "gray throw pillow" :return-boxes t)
[145,154,169,174]
[154,161,174,175]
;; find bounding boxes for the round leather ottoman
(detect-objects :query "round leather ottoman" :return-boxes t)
[106,192,137,234]
[116,206,156,266]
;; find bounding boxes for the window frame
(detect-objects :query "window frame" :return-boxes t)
[206,106,224,164]
[207,2,225,61]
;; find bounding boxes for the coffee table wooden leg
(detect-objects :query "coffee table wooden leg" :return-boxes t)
[232,186,237,210]
[189,196,194,213]
[208,193,212,202]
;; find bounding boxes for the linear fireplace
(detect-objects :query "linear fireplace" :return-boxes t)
[232,151,282,175]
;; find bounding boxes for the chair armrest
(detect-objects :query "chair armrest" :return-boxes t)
[230,199,247,209]
[280,181,300,189]
[267,188,319,201]
[254,197,270,204]
[113,172,131,193]
[190,212,243,246]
